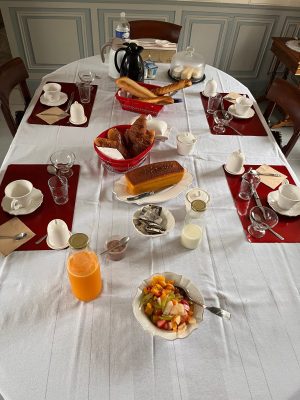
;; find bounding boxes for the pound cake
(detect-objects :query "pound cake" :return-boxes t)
[125,161,184,195]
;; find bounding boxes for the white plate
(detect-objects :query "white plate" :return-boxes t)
[40,92,68,107]
[228,104,255,119]
[46,231,71,250]
[267,190,300,217]
[1,188,43,215]
[69,116,87,125]
[132,206,175,237]
[132,272,204,340]
[113,170,193,205]
[224,165,245,176]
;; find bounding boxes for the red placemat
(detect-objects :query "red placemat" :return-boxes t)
[0,164,80,250]
[200,93,268,136]
[224,164,300,243]
[27,82,97,127]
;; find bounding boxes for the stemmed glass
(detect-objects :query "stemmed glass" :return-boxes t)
[213,110,233,134]
[248,206,279,238]
[50,150,76,178]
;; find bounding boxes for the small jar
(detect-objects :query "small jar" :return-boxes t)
[105,235,128,261]
[181,200,206,249]
[67,233,102,302]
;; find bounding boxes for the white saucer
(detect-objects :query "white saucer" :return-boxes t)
[228,104,255,119]
[69,116,87,125]
[224,165,245,176]
[267,191,300,217]
[40,92,68,107]
[46,231,71,250]
[1,188,43,215]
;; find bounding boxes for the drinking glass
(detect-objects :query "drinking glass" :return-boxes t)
[213,110,233,133]
[77,83,91,103]
[238,172,260,200]
[48,175,69,205]
[248,206,278,238]
[78,70,95,84]
[50,150,76,177]
[207,93,222,114]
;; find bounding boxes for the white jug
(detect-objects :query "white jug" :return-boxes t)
[100,38,126,79]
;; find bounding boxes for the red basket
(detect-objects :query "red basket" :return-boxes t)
[94,125,153,173]
[115,82,164,117]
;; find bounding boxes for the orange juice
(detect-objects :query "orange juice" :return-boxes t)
[67,250,102,302]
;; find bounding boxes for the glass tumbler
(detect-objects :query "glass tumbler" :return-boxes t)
[238,172,260,200]
[207,93,222,114]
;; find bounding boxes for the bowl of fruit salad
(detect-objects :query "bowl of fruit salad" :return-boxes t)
[132,272,204,340]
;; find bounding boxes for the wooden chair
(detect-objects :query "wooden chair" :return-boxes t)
[129,20,182,43]
[263,78,300,157]
[0,57,31,136]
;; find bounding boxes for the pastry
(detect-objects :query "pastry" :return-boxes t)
[125,161,184,195]
[150,80,192,96]
[115,77,156,99]
[107,128,129,158]
[181,67,194,80]
[125,115,155,157]
[137,96,174,105]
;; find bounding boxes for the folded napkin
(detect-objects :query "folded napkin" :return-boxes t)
[223,92,241,103]
[36,107,68,125]
[256,164,287,189]
[0,217,35,257]
[97,147,124,160]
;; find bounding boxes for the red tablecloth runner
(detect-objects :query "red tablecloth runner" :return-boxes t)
[200,93,268,136]
[27,82,97,127]
[0,164,80,250]
[224,164,300,243]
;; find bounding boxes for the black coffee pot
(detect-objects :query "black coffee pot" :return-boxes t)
[114,42,144,82]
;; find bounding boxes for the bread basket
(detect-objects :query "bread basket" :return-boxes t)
[94,125,153,173]
[115,82,164,117]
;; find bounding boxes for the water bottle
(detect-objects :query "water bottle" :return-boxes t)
[115,12,130,40]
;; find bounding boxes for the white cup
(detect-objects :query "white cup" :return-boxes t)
[47,219,70,248]
[277,182,300,210]
[235,96,253,116]
[176,132,196,156]
[225,150,245,174]
[43,83,61,103]
[4,179,33,210]
[70,101,85,123]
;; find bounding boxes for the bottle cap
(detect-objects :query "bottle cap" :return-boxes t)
[191,199,206,212]
[68,233,89,249]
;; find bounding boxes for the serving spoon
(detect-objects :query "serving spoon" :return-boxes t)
[0,232,28,240]
[99,236,129,256]
[175,285,231,319]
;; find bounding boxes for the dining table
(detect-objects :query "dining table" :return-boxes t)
[0,55,300,400]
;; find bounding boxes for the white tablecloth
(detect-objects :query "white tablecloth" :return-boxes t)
[0,57,300,400]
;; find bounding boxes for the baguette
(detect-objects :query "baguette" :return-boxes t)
[125,161,184,195]
[137,96,174,105]
[151,80,192,96]
[115,77,156,99]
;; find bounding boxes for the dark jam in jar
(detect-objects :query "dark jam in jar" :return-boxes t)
[106,238,127,261]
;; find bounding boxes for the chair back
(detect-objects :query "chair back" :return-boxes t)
[264,78,300,156]
[129,20,182,43]
[0,57,31,136]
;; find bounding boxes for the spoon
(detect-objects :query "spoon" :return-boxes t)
[99,236,130,256]
[227,124,243,136]
[175,285,231,319]
[0,232,28,240]
[251,213,284,240]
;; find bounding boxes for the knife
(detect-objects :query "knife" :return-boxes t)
[126,185,174,201]
[251,185,267,220]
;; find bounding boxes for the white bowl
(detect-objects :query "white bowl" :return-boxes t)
[132,272,204,340]
[132,205,175,237]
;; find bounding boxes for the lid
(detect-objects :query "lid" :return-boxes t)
[170,46,205,80]
[191,199,206,212]
[68,233,89,249]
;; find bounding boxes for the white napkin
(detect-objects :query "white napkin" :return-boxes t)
[96,147,124,160]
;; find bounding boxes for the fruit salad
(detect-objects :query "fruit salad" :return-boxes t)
[140,275,196,333]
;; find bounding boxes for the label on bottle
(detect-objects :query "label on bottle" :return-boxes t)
[116,30,130,39]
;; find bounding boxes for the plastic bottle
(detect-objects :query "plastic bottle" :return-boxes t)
[115,12,130,40]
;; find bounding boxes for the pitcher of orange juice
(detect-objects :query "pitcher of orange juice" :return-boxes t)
[67,233,102,302]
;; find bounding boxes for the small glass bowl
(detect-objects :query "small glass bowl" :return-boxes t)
[213,110,233,134]
[50,150,76,178]
[248,206,279,238]
[105,235,128,261]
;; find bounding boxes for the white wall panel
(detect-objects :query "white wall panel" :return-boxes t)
[28,19,81,64]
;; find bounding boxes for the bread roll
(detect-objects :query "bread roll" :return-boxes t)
[115,77,156,99]
[125,161,184,195]
[151,80,192,96]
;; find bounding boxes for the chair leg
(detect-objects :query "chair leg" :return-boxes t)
[282,129,300,157]
[1,104,17,136]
